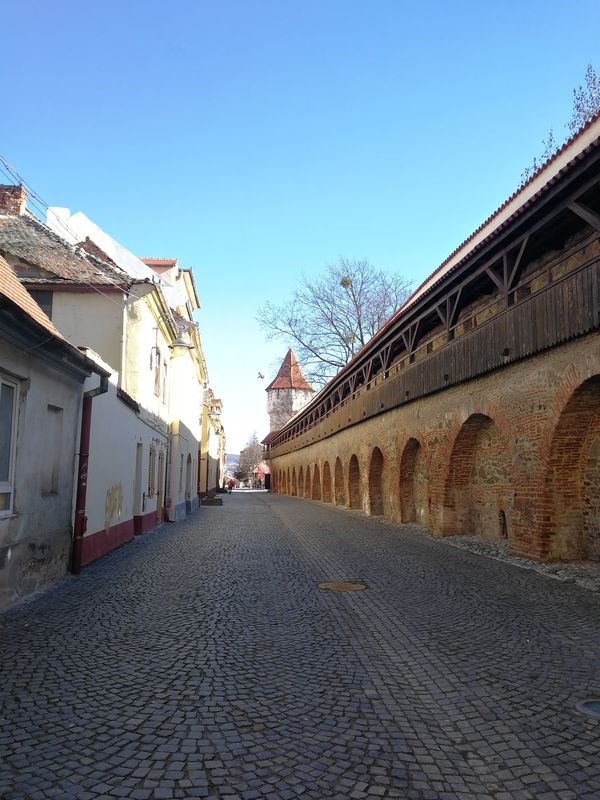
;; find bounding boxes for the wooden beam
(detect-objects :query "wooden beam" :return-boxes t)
[435,304,447,326]
[568,200,600,232]
[447,288,463,329]
[485,264,506,293]
[507,235,529,290]
[382,345,393,371]
[400,320,421,354]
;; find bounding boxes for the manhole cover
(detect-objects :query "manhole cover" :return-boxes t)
[318,581,367,592]
[576,699,600,719]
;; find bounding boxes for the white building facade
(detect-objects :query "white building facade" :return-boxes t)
[0,186,218,578]
[0,254,103,608]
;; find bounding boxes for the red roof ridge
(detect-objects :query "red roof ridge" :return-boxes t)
[397,109,600,320]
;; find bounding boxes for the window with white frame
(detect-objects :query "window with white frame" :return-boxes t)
[0,376,18,515]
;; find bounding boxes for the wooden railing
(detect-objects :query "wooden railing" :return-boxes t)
[267,255,600,457]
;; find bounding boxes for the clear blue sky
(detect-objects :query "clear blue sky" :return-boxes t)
[2,1,599,451]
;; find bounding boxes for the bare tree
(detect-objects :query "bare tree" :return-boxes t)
[258,257,412,385]
[569,63,600,133]
[520,128,556,186]
[520,63,600,186]
[237,432,264,481]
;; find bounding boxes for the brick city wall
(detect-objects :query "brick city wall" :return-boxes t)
[269,331,600,562]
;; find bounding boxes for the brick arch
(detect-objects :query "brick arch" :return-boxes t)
[305,466,312,498]
[442,413,512,538]
[334,457,346,505]
[348,454,361,509]
[312,464,321,500]
[368,447,384,516]
[399,437,430,525]
[543,375,600,560]
[322,461,332,503]
[298,466,304,497]
[291,467,297,496]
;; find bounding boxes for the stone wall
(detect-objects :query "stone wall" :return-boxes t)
[268,386,314,432]
[269,331,600,562]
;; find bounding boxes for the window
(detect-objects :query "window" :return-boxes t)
[27,290,53,319]
[157,450,165,497]
[0,377,18,515]
[42,404,63,495]
[148,446,156,496]
[154,350,161,396]
[162,360,168,403]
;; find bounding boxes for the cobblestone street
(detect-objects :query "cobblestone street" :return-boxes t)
[2,493,600,800]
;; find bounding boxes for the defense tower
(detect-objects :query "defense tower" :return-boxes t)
[266,349,315,432]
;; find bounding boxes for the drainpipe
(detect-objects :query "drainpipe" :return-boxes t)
[165,425,173,521]
[71,373,109,574]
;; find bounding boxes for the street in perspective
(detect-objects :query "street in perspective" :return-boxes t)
[1,493,600,800]
[3,6,600,800]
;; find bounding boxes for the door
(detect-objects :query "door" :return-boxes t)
[133,443,143,516]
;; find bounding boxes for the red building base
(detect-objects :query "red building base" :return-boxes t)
[79,519,135,567]
[134,510,159,535]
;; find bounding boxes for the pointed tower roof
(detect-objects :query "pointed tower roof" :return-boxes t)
[266,349,314,392]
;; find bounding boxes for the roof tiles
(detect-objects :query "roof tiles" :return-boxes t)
[266,349,314,391]
[0,254,64,339]
[0,214,130,286]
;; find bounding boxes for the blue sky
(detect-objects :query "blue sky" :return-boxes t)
[2,0,600,451]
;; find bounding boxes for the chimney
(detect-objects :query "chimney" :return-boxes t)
[0,184,27,216]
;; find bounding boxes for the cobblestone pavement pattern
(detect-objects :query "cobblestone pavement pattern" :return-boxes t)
[2,494,600,800]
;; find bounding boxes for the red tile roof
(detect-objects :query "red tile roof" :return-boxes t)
[266,111,600,440]
[0,213,129,286]
[317,110,600,390]
[397,109,600,319]
[266,349,314,391]
[0,254,63,338]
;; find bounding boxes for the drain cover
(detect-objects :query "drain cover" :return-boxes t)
[318,581,367,592]
[576,699,600,719]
